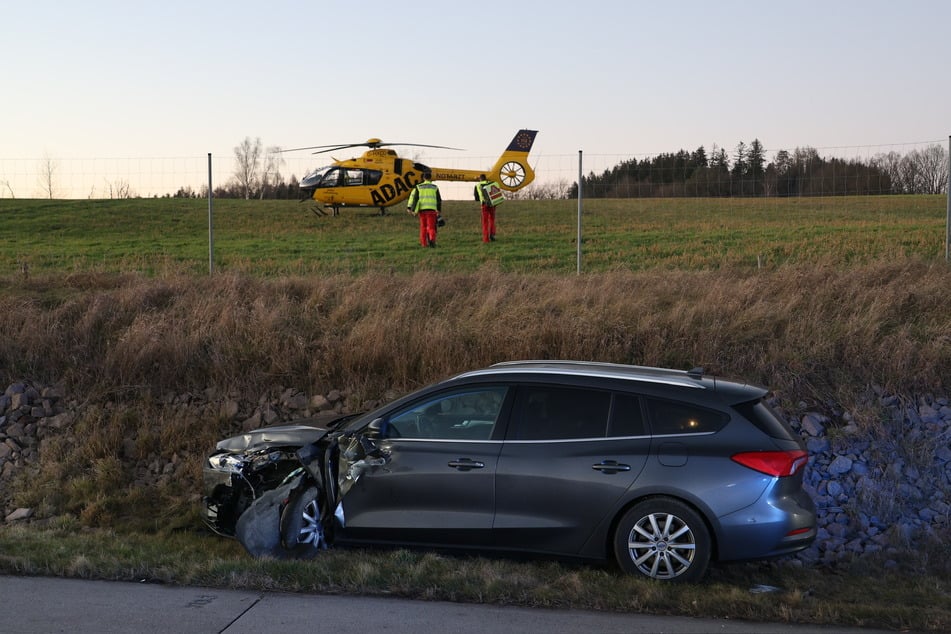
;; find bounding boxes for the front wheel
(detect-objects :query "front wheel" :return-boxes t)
[614,498,711,582]
[280,486,325,559]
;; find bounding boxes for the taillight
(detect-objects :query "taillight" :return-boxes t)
[731,450,808,477]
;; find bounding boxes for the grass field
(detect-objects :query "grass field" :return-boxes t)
[1,195,946,276]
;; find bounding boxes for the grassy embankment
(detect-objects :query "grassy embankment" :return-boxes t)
[0,195,949,630]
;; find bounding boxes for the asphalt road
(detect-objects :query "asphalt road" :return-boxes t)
[0,575,896,634]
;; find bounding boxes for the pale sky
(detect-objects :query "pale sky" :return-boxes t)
[2,0,949,197]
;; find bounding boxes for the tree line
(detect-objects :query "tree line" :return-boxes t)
[571,140,949,199]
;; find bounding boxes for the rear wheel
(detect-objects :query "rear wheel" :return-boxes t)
[280,486,325,559]
[614,498,711,582]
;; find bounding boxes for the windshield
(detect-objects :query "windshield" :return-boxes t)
[300,165,332,188]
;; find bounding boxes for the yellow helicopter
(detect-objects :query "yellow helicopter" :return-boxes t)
[289,129,538,216]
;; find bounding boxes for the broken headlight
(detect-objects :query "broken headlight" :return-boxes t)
[208,452,247,472]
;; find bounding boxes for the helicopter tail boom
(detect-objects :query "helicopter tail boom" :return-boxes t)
[428,129,538,191]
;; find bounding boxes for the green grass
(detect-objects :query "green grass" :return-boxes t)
[1,195,946,275]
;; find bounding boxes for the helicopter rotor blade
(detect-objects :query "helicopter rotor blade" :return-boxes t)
[373,143,465,151]
[281,140,465,154]
[280,143,368,154]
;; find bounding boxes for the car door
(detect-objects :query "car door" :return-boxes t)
[337,386,508,547]
[493,385,649,554]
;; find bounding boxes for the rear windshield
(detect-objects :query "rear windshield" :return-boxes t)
[732,400,798,441]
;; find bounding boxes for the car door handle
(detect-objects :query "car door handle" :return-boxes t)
[448,459,485,471]
[592,460,631,474]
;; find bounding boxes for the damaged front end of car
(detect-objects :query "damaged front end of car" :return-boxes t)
[202,415,389,559]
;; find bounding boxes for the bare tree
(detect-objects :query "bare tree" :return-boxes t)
[259,146,284,200]
[38,154,58,199]
[510,178,572,200]
[910,144,948,194]
[234,137,263,199]
[105,178,136,199]
[1,179,14,198]
[871,151,904,193]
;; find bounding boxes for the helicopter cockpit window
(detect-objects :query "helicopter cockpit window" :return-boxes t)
[317,169,342,188]
[364,170,382,186]
[300,166,331,189]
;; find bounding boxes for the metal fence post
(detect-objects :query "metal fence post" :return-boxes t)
[945,136,950,262]
[577,150,583,275]
[208,153,215,274]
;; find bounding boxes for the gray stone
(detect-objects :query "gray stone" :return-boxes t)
[5,507,33,522]
[800,413,826,437]
[220,400,239,419]
[806,437,830,453]
[828,455,853,476]
[45,412,72,429]
[284,394,309,410]
[309,394,331,411]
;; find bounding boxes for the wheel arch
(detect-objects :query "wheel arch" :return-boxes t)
[604,492,722,564]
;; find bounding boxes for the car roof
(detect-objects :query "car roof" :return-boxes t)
[447,360,768,404]
[451,360,707,389]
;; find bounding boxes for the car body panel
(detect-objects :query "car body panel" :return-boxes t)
[340,438,502,535]
[493,437,649,553]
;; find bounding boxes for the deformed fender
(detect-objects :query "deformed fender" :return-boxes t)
[235,473,304,559]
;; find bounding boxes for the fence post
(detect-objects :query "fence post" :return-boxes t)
[577,150,583,275]
[946,136,950,262]
[208,153,215,274]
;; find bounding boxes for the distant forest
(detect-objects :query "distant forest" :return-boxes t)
[571,140,949,199]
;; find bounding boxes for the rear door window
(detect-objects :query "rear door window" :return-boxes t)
[509,386,611,440]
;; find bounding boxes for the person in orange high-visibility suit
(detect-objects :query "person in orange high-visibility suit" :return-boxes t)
[474,173,500,243]
[407,172,442,248]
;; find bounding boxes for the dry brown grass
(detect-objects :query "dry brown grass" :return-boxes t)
[2,259,948,404]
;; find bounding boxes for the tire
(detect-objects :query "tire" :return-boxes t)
[280,486,325,559]
[614,498,711,582]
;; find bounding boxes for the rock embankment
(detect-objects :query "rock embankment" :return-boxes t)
[788,392,950,566]
[2,380,949,567]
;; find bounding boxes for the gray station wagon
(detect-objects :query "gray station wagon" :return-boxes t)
[203,361,816,581]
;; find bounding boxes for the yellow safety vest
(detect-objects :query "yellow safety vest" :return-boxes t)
[409,181,439,211]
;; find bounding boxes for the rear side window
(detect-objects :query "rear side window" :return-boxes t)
[732,400,798,441]
[511,386,611,440]
[645,398,728,436]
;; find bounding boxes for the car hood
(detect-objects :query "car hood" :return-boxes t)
[215,423,329,453]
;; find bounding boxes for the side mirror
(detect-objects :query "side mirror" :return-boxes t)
[366,417,386,439]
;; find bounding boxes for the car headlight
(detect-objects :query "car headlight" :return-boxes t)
[207,453,246,472]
